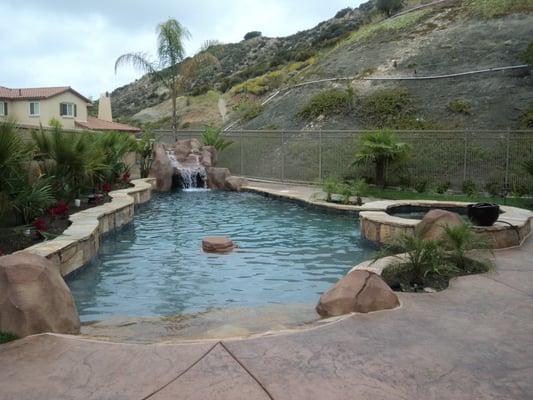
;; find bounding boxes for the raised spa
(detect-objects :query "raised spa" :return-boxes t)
[67,191,374,322]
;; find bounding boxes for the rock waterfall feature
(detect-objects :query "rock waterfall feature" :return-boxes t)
[150,139,248,192]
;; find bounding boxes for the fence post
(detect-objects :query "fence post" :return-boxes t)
[240,131,244,176]
[463,132,468,182]
[281,130,285,182]
[505,129,511,186]
[318,130,323,183]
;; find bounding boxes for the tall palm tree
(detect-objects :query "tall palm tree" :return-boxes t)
[353,130,410,188]
[115,19,190,137]
[115,20,220,138]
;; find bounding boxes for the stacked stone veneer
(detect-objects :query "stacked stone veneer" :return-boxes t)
[17,178,156,277]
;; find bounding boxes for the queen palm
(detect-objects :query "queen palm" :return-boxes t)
[115,19,219,138]
[353,130,410,188]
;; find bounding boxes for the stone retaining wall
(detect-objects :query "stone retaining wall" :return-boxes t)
[18,178,156,277]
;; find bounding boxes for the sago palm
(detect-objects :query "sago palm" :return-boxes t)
[353,130,410,188]
[201,126,232,152]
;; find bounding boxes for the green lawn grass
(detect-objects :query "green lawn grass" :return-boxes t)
[364,187,533,210]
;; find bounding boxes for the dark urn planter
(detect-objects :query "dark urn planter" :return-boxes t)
[467,203,500,226]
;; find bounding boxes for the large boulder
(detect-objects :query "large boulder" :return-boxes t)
[149,144,174,191]
[200,146,217,168]
[207,167,231,190]
[225,176,249,192]
[416,209,464,241]
[316,270,399,317]
[0,253,80,337]
[202,237,235,253]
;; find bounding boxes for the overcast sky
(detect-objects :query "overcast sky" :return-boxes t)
[1,0,362,99]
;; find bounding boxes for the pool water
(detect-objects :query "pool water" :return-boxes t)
[67,191,375,322]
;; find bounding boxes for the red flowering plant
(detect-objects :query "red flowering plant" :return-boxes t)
[32,218,48,239]
[102,182,113,193]
[50,201,70,220]
[122,171,131,183]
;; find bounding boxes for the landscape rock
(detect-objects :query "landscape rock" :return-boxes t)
[416,209,464,241]
[316,270,399,317]
[149,144,174,191]
[202,236,235,253]
[225,176,249,192]
[200,146,217,168]
[0,253,80,337]
[207,167,231,190]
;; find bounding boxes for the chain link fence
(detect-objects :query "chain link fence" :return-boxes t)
[155,130,533,191]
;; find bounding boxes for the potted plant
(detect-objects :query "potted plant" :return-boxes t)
[467,203,500,226]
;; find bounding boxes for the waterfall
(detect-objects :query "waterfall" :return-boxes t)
[167,150,208,190]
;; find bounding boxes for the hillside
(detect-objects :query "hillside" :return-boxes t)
[111,0,533,131]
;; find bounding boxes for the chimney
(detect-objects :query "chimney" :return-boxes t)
[98,92,113,122]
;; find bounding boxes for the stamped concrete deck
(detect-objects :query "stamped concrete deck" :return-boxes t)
[1,181,532,400]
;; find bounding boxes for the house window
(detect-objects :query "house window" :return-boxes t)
[29,101,40,116]
[60,103,77,118]
[0,102,7,116]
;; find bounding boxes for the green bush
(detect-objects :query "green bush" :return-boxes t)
[322,176,341,202]
[413,178,430,193]
[297,88,355,120]
[233,98,264,121]
[137,130,155,178]
[376,0,405,17]
[520,41,533,65]
[484,180,501,197]
[359,88,418,129]
[519,103,533,128]
[435,181,451,194]
[0,121,55,224]
[244,31,261,40]
[448,99,473,115]
[462,180,478,196]
[201,126,233,152]
[0,332,18,344]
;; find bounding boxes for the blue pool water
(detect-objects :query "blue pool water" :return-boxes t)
[67,191,375,322]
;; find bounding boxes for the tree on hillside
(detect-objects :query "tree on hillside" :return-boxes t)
[376,0,405,17]
[244,31,262,40]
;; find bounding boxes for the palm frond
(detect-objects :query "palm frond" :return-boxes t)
[157,19,190,67]
[114,52,157,75]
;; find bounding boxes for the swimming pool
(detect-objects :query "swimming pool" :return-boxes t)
[67,190,375,322]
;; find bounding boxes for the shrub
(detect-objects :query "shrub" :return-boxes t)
[484,180,501,197]
[233,98,264,121]
[462,180,478,196]
[353,130,410,188]
[519,103,533,128]
[376,0,405,17]
[334,7,352,18]
[0,332,18,344]
[322,176,341,202]
[441,222,493,272]
[448,99,473,115]
[244,31,261,40]
[201,126,233,152]
[297,88,355,120]
[230,70,287,96]
[435,181,451,194]
[413,178,430,193]
[359,88,416,129]
[0,120,55,224]
[137,130,155,178]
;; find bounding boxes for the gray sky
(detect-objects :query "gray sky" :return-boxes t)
[1,0,361,99]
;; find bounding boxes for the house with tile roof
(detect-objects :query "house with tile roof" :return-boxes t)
[0,86,139,133]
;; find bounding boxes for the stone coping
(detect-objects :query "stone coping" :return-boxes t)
[17,178,156,277]
[360,200,533,249]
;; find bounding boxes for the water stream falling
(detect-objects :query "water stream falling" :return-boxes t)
[167,149,208,189]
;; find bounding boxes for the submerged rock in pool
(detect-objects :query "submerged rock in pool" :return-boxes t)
[202,236,235,253]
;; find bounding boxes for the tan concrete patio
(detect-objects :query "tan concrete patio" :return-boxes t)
[1,181,532,400]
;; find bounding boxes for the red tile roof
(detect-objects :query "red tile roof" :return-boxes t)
[75,116,140,133]
[0,86,92,103]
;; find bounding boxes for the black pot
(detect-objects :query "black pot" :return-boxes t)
[467,203,500,226]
